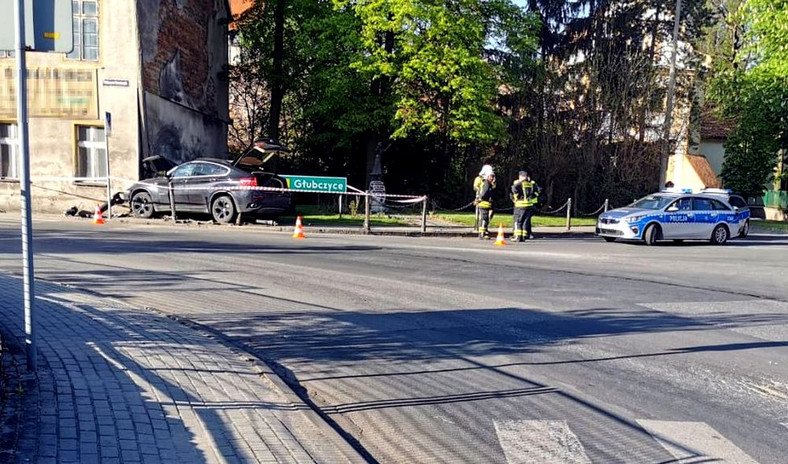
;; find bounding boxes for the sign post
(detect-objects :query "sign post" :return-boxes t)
[104,111,112,218]
[14,0,36,372]
[4,0,74,373]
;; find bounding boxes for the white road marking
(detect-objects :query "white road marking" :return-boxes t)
[637,420,759,464]
[494,419,592,464]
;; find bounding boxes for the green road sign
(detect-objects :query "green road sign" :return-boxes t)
[283,175,347,193]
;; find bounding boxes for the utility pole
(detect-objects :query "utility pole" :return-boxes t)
[659,0,682,188]
[14,0,36,372]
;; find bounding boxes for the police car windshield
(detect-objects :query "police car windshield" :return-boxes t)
[631,195,673,210]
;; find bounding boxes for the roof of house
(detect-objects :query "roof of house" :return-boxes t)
[701,106,735,140]
[687,154,721,188]
[229,0,255,27]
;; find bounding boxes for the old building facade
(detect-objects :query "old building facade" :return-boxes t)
[0,0,230,213]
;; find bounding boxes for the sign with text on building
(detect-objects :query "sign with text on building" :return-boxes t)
[0,0,73,53]
[0,66,98,118]
[283,175,347,193]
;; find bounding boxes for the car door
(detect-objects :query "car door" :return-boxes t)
[691,197,716,238]
[168,163,197,211]
[187,162,230,212]
[661,197,693,239]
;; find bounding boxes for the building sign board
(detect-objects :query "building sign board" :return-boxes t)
[102,79,130,87]
[0,66,98,118]
[283,175,347,193]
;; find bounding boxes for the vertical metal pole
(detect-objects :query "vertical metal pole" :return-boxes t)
[105,137,112,219]
[168,180,177,222]
[421,196,428,233]
[338,194,343,220]
[15,0,36,372]
[604,198,609,212]
[565,198,572,231]
[363,192,370,233]
[659,0,682,187]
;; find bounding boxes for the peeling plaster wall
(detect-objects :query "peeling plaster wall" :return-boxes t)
[138,0,230,163]
[0,0,142,214]
[146,93,228,162]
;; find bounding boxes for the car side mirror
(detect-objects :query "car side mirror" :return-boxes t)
[666,206,678,212]
[733,206,739,212]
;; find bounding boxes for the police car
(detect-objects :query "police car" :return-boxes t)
[596,190,750,245]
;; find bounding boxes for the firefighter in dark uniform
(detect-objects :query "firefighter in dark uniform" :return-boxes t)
[473,165,496,239]
[511,170,540,241]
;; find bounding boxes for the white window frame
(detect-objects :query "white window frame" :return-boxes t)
[75,125,106,183]
[0,122,19,180]
[67,0,100,62]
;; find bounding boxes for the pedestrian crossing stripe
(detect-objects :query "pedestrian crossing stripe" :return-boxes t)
[637,420,758,464]
[495,419,763,464]
[494,419,592,464]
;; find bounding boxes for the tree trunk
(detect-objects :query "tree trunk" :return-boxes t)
[267,0,285,142]
[365,28,394,187]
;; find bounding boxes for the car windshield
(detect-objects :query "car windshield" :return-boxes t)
[630,195,673,210]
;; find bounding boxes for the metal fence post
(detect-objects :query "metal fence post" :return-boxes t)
[421,196,428,233]
[565,198,572,231]
[364,191,371,233]
[604,198,609,212]
[168,180,177,222]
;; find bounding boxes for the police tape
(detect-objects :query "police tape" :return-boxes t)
[28,175,428,201]
[30,175,137,185]
[129,183,428,200]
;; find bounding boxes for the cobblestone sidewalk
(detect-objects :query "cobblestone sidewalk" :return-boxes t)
[0,274,366,464]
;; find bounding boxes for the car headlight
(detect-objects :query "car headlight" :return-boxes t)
[625,215,646,223]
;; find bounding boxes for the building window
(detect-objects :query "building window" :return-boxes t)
[75,125,106,181]
[0,123,18,179]
[67,0,99,61]
[0,50,15,59]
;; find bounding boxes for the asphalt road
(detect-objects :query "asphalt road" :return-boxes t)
[1,215,787,463]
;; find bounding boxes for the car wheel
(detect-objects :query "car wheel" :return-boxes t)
[130,191,154,219]
[211,195,236,224]
[643,224,660,245]
[603,237,616,242]
[711,224,729,245]
[739,220,749,238]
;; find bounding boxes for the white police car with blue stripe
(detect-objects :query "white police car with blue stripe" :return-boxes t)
[596,191,750,245]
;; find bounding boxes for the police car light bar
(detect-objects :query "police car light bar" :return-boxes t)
[700,188,733,194]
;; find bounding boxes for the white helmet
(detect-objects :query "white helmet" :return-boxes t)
[479,165,494,176]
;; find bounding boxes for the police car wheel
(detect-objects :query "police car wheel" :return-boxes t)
[603,237,616,242]
[739,220,749,238]
[711,224,729,245]
[643,224,660,246]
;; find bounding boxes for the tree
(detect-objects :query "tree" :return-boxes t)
[337,0,538,144]
[708,0,788,197]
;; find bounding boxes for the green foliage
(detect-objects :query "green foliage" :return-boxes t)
[707,0,788,197]
[335,0,539,144]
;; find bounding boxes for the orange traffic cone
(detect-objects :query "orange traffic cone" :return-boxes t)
[292,216,305,239]
[92,204,105,225]
[493,224,506,246]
